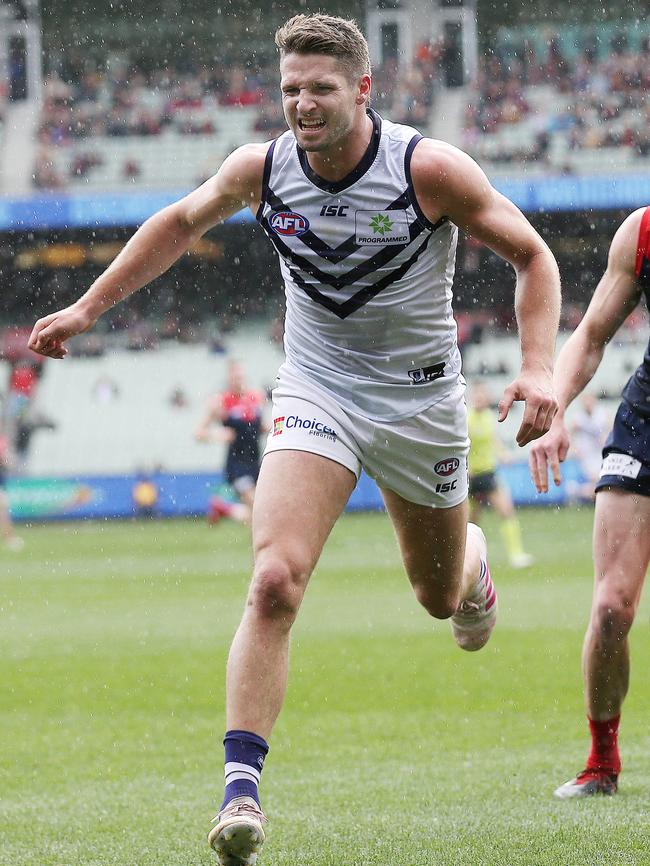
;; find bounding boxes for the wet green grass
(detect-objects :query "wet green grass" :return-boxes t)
[2,507,650,865]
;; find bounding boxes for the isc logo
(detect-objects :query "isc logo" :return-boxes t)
[435,480,458,494]
[434,458,460,477]
[270,211,310,236]
[319,205,349,217]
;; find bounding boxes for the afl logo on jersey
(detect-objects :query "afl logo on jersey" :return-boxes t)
[270,211,310,236]
[434,458,460,477]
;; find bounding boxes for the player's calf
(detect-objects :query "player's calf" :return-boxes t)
[450,524,497,651]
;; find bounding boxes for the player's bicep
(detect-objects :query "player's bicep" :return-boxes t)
[451,184,548,268]
[579,269,641,347]
[414,145,548,267]
[579,219,643,345]
[412,142,543,264]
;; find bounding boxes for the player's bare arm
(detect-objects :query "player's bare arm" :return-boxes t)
[411,139,561,446]
[28,143,269,359]
[529,208,644,492]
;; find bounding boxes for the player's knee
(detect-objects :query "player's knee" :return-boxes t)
[249,557,305,623]
[412,583,457,619]
[592,589,637,641]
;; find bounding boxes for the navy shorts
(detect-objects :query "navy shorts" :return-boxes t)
[595,402,650,498]
[225,457,260,489]
[469,471,498,497]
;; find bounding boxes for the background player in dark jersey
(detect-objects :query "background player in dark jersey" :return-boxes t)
[530,207,650,799]
[195,361,267,525]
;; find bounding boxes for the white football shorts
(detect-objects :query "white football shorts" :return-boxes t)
[263,365,469,508]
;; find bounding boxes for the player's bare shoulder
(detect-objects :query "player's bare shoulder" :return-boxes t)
[608,206,647,274]
[578,207,646,339]
[180,141,272,230]
[409,137,493,223]
[215,141,273,208]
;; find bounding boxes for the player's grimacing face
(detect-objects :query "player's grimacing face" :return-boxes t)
[280,52,368,152]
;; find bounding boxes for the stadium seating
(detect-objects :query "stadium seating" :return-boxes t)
[28,47,441,192]
[463,23,650,175]
[42,107,263,191]
[2,324,283,476]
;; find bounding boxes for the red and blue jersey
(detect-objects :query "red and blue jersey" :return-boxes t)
[221,390,264,468]
[622,206,650,418]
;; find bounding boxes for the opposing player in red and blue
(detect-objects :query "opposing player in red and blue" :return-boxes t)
[196,361,266,525]
[530,207,650,798]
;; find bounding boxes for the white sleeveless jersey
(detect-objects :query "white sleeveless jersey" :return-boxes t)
[257,109,462,422]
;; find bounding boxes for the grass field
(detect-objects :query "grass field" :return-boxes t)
[2,507,650,866]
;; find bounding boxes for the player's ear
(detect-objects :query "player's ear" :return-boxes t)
[356,73,371,105]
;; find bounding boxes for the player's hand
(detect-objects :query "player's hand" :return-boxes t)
[497,370,558,447]
[528,421,571,493]
[28,302,97,359]
[215,427,237,444]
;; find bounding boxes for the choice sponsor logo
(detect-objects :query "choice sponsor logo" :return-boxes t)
[285,414,338,441]
[273,416,285,436]
[434,457,460,477]
[270,211,310,236]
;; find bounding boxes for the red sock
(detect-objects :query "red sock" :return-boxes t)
[587,715,621,775]
[208,497,233,521]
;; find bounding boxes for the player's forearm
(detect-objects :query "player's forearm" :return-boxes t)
[75,206,199,319]
[552,330,605,419]
[514,249,561,373]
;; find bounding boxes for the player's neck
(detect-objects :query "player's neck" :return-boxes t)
[304,112,373,182]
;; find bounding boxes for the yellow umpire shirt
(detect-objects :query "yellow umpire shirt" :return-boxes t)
[468,407,498,476]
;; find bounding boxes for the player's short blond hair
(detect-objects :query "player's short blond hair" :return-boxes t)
[275,14,371,81]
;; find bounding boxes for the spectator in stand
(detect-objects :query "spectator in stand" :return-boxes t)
[220,66,263,107]
[254,97,287,137]
[123,158,142,181]
[33,149,64,189]
[70,151,103,179]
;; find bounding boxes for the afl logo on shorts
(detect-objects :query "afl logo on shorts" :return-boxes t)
[434,458,460,477]
[270,211,310,236]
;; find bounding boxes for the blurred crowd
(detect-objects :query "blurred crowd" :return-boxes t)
[463,30,650,167]
[33,41,446,190]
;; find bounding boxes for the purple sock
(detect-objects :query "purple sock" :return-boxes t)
[221,729,269,809]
